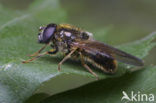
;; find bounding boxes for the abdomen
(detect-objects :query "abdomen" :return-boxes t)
[81,50,117,74]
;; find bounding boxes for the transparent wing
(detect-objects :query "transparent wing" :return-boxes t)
[72,40,144,66]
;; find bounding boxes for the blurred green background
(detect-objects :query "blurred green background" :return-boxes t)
[0,0,155,65]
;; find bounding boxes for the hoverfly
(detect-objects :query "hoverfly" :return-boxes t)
[23,23,144,79]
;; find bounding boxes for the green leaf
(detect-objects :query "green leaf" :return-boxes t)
[0,0,156,103]
[41,66,156,103]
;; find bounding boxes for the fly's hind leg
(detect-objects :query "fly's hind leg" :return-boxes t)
[22,49,57,63]
[58,48,77,71]
[79,52,99,80]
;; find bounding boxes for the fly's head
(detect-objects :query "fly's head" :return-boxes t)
[38,23,57,44]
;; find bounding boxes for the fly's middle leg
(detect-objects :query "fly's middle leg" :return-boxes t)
[58,48,77,71]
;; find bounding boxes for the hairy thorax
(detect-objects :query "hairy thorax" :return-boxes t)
[54,26,93,54]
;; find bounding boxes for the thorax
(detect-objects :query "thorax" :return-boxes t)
[53,25,93,53]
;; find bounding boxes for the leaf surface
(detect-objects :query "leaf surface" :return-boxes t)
[0,0,155,103]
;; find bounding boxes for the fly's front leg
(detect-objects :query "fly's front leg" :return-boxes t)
[28,44,49,57]
[79,52,99,80]
[23,52,49,63]
[58,48,77,71]
[22,48,58,63]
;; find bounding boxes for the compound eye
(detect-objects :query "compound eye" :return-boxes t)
[42,24,56,43]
